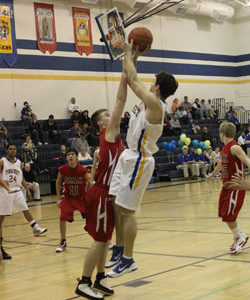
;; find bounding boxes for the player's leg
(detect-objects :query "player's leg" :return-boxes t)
[33,182,41,201]
[0,215,11,260]
[22,210,47,236]
[56,221,67,252]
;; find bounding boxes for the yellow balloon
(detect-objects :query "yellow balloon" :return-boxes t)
[185,137,191,146]
[204,140,211,147]
[180,134,187,142]
[197,148,202,155]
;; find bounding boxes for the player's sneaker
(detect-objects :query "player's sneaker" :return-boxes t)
[105,245,124,268]
[33,225,47,237]
[56,240,66,252]
[109,243,114,250]
[1,247,12,260]
[107,256,138,278]
[230,234,249,254]
[93,275,114,296]
[75,278,104,300]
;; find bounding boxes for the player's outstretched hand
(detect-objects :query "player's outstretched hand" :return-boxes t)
[120,36,132,54]
[134,44,151,57]
[224,174,247,190]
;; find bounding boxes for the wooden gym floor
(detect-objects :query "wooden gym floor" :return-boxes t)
[1,177,250,300]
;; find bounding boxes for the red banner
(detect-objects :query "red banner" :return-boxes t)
[72,7,93,56]
[34,3,57,54]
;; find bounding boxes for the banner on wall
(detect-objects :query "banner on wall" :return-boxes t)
[72,7,93,56]
[0,0,17,67]
[34,3,56,54]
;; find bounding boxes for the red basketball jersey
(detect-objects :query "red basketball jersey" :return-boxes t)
[59,164,87,197]
[221,140,244,184]
[94,128,122,189]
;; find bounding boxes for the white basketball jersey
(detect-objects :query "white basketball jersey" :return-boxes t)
[126,100,166,156]
[1,157,23,187]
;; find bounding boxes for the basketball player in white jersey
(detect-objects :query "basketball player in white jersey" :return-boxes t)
[0,144,47,260]
[106,40,178,277]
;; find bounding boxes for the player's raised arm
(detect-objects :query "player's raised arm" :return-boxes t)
[105,63,128,143]
[56,171,62,207]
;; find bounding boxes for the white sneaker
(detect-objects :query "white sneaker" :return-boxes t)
[38,142,43,146]
[33,226,47,237]
[230,234,249,254]
[75,281,104,299]
[56,240,66,252]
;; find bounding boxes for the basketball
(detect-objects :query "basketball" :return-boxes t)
[128,27,153,52]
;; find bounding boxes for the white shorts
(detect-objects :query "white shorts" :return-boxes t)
[109,149,155,211]
[0,187,28,215]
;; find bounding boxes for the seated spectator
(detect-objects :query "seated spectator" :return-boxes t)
[81,110,91,126]
[21,101,32,126]
[200,99,210,119]
[171,98,180,114]
[169,114,181,135]
[199,149,210,177]
[176,107,189,124]
[192,98,200,119]
[68,97,81,115]
[68,121,81,144]
[225,106,233,120]
[238,131,247,153]
[78,146,92,162]
[176,146,199,180]
[70,110,82,127]
[28,115,48,146]
[43,115,60,144]
[189,148,207,178]
[59,144,67,166]
[180,96,192,110]
[71,132,90,153]
[21,135,43,173]
[23,163,41,201]
[189,118,200,134]
[120,111,130,132]
[201,127,213,142]
[0,123,9,148]
[229,111,241,132]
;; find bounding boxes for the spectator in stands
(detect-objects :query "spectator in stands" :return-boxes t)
[207,99,215,118]
[238,131,247,153]
[171,98,180,114]
[68,97,81,115]
[0,123,9,148]
[201,126,212,142]
[176,146,199,180]
[78,146,92,162]
[225,106,233,120]
[68,121,81,144]
[81,110,91,126]
[192,98,200,119]
[28,115,48,146]
[70,110,82,127]
[43,114,60,144]
[189,118,200,134]
[180,96,192,110]
[229,111,241,132]
[189,148,207,178]
[59,144,67,166]
[23,163,41,201]
[121,111,130,132]
[169,114,181,135]
[211,146,221,176]
[199,149,210,177]
[200,99,210,119]
[245,130,250,158]
[177,107,189,124]
[21,101,32,126]
[71,132,90,154]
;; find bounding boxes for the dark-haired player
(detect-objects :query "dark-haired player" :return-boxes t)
[0,144,47,260]
[56,149,91,252]
[106,40,178,278]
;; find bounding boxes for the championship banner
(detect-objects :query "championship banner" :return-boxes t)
[72,7,93,56]
[34,3,56,54]
[0,0,17,67]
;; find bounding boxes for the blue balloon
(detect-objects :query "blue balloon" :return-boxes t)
[199,141,205,149]
[178,140,184,147]
[192,139,199,148]
[171,140,176,145]
[204,145,208,150]
[171,144,176,152]
[162,141,168,150]
[190,147,194,152]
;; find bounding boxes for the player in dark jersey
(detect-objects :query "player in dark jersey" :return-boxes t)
[75,65,127,300]
[56,149,91,252]
[208,122,250,254]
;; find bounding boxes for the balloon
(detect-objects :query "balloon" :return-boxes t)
[190,147,194,153]
[192,139,199,148]
[170,144,176,152]
[180,133,187,142]
[163,142,169,150]
[204,140,211,147]
[199,141,205,149]
[204,145,208,150]
[178,140,184,147]
[197,148,202,155]
[185,137,191,146]
[171,140,176,145]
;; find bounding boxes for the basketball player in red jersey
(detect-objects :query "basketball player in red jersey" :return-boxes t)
[208,122,250,254]
[56,149,91,252]
[75,65,127,300]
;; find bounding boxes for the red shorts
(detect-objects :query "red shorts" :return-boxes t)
[84,185,114,243]
[219,188,246,222]
[60,196,86,222]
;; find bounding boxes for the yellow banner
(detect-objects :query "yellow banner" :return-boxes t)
[0,5,13,54]
[75,12,90,47]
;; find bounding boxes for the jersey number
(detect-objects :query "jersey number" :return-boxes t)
[9,175,17,183]
[222,165,228,178]
[69,185,79,197]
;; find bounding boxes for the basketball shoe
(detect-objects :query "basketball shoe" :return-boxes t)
[33,225,47,237]
[93,274,114,296]
[107,256,138,278]
[1,246,12,259]
[56,240,66,252]
[230,234,249,254]
[105,245,124,268]
[75,278,104,300]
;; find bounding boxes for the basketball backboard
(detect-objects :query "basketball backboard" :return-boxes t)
[95,7,127,61]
